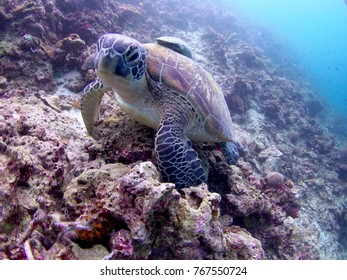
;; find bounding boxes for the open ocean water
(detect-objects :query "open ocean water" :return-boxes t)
[223,0,347,120]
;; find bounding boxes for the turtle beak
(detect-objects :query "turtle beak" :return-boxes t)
[94,51,101,70]
[94,48,118,72]
[95,48,130,78]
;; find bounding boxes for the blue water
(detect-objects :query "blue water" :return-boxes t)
[223,0,347,117]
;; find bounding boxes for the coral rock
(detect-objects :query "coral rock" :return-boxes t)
[0,76,8,88]
[63,161,267,259]
[264,172,285,188]
[224,226,265,260]
[61,34,86,51]
[305,100,324,117]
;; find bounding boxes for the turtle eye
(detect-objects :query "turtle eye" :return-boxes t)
[125,44,141,65]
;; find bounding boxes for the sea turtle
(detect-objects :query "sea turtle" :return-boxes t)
[80,33,239,188]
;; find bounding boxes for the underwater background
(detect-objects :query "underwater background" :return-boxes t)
[226,0,347,118]
[0,0,346,260]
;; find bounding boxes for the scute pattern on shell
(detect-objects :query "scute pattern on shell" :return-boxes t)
[144,43,234,142]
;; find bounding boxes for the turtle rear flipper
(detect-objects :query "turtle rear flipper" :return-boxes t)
[155,112,207,189]
[220,142,240,165]
[80,79,108,139]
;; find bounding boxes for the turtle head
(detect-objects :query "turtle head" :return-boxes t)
[94,34,147,86]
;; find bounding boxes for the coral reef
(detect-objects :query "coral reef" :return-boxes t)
[0,0,346,260]
[337,147,347,182]
[305,99,325,117]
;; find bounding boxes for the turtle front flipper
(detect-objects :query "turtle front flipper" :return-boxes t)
[155,114,207,189]
[80,78,108,139]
